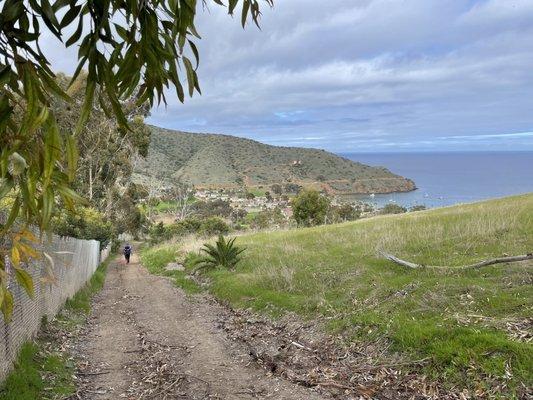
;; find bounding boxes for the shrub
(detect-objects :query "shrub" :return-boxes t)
[198,217,230,237]
[193,236,245,272]
[191,199,233,218]
[291,188,330,227]
[284,183,302,194]
[410,205,427,212]
[381,203,407,214]
[231,208,248,223]
[329,204,361,222]
[270,184,282,195]
[250,207,286,229]
[52,207,114,247]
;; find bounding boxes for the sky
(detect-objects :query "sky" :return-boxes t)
[47,0,533,153]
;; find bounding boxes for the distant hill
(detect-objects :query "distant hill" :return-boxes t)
[133,126,416,194]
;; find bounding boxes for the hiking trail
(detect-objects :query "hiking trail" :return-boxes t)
[73,254,325,399]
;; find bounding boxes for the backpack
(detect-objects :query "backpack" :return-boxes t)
[124,246,132,255]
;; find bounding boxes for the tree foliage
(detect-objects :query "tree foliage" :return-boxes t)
[291,189,330,227]
[0,0,272,320]
[52,207,114,247]
[381,203,407,215]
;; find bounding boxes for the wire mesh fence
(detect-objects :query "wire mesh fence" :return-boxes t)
[0,235,103,382]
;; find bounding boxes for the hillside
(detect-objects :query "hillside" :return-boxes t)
[144,193,533,397]
[133,126,416,194]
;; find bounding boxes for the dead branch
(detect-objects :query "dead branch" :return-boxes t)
[380,251,533,270]
[380,252,421,269]
[77,371,110,376]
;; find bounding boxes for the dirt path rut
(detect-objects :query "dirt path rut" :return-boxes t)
[74,255,325,399]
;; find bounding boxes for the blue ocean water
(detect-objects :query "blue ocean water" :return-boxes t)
[340,152,533,208]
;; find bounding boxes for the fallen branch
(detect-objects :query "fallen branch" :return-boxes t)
[77,370,110,376]
[380,252,421,269]
[290,341,313,352]
[380,251,533,270]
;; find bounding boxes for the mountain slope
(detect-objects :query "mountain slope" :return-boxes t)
[134,126,416,194]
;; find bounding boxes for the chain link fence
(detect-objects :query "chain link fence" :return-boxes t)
[0,235,104,381]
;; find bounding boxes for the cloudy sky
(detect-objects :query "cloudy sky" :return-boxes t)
[50,0,533,152]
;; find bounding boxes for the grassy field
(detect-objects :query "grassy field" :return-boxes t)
[162,194,532,394]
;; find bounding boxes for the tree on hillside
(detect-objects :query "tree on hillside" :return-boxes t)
[291,189,330,227]
[0,0,272,320]
[170,184,195,221]
[331,203,361,222]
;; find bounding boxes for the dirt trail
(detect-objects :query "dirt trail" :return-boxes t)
[74,255,326,400]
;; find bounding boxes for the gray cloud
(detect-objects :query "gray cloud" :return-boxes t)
[43,0,533,152]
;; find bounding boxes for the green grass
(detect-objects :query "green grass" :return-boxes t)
[0,342,75,400]
[140,244,202,294]
[0,260,110,400]
[248,187,267,197]
[64,260,109,314]
[201,194,533,393]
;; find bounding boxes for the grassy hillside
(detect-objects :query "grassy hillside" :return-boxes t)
[195,194,532,394]
[133,126,416,194]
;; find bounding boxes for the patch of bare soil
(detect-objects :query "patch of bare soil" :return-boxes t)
[70,256,326,399]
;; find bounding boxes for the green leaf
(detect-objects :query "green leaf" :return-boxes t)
[60,4,81,28]
[75,77,95,134]
[1,290,13,322]
[0,65,12,86]
[2,0,24,22]
[241,0,250,27]
[65,134,78,182]
[15,269,34,298]
[0,178,14,200]
[41,186,54,228]
[38,69,70,101]
[4,196,21,231]
[183,57,196,96]
[228,0,239,14]
[65,16,83,47]
[187,40,200,67]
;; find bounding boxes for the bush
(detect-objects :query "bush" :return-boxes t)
[250,207,286,229]
[291,189,330,227]
[198,217,230,237]
[410,205,427,212]
[52,207,114,247]
[270,184,282,195]
[329,204,361,223]
[191,199,233,218]
[381,203,407,214]
[284,183,302,194]
[193,235,245,272]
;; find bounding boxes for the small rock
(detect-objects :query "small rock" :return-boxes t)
[165,262,184,271]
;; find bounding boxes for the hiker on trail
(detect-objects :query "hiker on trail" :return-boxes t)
[123,244,132,264]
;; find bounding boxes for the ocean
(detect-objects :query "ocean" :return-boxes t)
[340,151,533,208]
